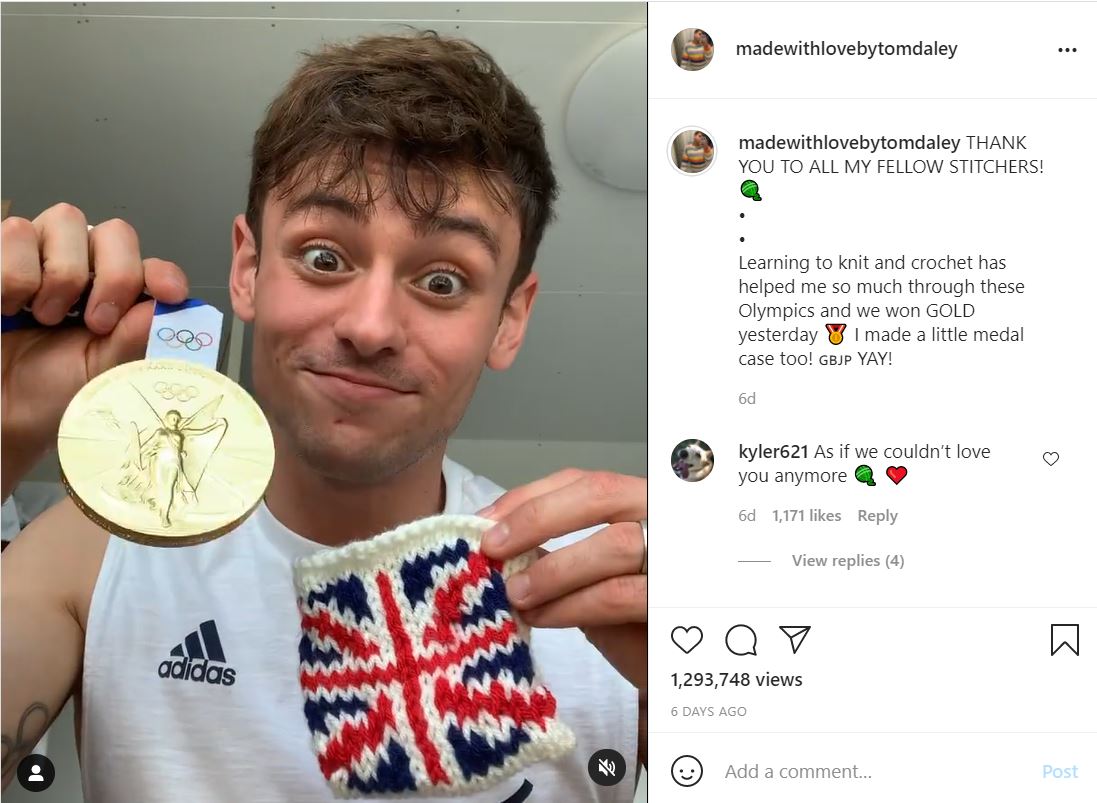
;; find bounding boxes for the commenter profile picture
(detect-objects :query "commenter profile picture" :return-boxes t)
[673,28,714,71]
[669,128,715,175]
[672,439,714,482]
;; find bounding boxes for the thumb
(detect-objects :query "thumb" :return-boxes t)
[86,300,155,379]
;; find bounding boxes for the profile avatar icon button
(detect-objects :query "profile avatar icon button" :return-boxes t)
[671,754,704,787]
[17,753,56,791]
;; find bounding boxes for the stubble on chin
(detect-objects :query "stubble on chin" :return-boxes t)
[253,346,465,487]
[277,411,452,487]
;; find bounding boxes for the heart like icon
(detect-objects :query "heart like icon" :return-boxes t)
[1043,452,1060,466]
[671,626,703,654]
[886,466,907,484]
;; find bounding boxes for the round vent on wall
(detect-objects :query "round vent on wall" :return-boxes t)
[565,29,647,193]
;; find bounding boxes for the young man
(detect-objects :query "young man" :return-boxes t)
[679,131,714,173]
[678,29,709,70]
[1,33,647,801]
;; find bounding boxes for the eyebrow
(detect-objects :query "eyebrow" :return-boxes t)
[416,215,500,262]
[282,191,370,225]
[282,193,500,262]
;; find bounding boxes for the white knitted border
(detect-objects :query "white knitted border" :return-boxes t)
[293,512,575,798]
[328,720,577,799]
[293,514,536,592]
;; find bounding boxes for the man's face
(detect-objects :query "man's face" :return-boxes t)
[229,161,535,485]
[693,30,703,44]
[693,132,704,146]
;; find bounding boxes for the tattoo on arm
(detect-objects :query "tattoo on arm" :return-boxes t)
[1,702,50,777]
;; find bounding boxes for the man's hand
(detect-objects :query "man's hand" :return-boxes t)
[1,204,188,495]
[479,468,647,691]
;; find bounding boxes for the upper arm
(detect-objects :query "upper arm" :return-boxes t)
[1,497,107,789]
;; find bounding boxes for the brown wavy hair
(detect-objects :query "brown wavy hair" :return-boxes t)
[245,31,558,293]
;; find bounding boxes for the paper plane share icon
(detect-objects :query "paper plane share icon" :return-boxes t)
[779,626,811,655]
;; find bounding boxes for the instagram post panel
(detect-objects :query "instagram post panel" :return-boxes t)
[2,2,1095,802]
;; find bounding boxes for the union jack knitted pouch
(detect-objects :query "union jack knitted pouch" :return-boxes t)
[293,514,576,797]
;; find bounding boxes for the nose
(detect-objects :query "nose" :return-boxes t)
[330,269,408,358]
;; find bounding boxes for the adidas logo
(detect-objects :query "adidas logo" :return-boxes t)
[157,619,237,686]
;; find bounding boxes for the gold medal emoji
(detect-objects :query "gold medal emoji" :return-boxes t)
[57,358,274,546]
[826,323,846,345]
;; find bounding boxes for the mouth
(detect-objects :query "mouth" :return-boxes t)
[303,368,415,404]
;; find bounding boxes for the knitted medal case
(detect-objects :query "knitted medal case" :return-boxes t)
[293,514,576,797]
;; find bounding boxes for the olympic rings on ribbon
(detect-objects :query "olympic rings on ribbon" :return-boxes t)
[156,327,214,351]
[153,381,200,402]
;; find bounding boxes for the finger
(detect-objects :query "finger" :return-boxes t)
[0,217,43,314]
[482,471,645,560]
[31,203,90,325]
[86,299,156,378]
[477,467,587,520]
[84,219,145,335]
[520,574,647,628]
[141,257,189,304]
[506,522,644,610]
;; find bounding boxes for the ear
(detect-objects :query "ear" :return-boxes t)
[229,213,259,323]
[486,271,539,372]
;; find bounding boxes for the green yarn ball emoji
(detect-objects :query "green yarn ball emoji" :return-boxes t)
[740,179,762,201]
[855,465,876,486]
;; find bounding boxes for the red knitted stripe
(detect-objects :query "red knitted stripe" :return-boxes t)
[376,572,451,786]
[316,692,398,777]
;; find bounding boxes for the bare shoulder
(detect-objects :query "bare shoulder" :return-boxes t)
[2,496,111,629]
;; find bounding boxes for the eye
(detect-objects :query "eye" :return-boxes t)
[415,269,467,297]
[300,246,345,273]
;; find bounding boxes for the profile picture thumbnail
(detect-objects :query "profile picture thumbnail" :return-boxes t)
[673,28,714,71]
[670,129,715,175]
[672,439,714,482]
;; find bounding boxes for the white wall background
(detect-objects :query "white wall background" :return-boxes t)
[1,0,648,449]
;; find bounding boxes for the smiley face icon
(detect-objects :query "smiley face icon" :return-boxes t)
[671,754,703,787]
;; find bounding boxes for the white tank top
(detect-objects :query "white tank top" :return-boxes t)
[80,457,638,802]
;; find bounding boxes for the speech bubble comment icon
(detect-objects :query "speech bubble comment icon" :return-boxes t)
[725,624,758,656]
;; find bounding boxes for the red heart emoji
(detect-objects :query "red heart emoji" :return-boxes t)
[886,466,907,484]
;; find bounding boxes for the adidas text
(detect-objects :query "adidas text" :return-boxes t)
[157,657,237,686]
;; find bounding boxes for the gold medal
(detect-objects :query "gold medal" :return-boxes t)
[57,358,274,546]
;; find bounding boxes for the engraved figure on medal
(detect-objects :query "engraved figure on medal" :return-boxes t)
[59,358,273,543]
[111,385,228,527]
